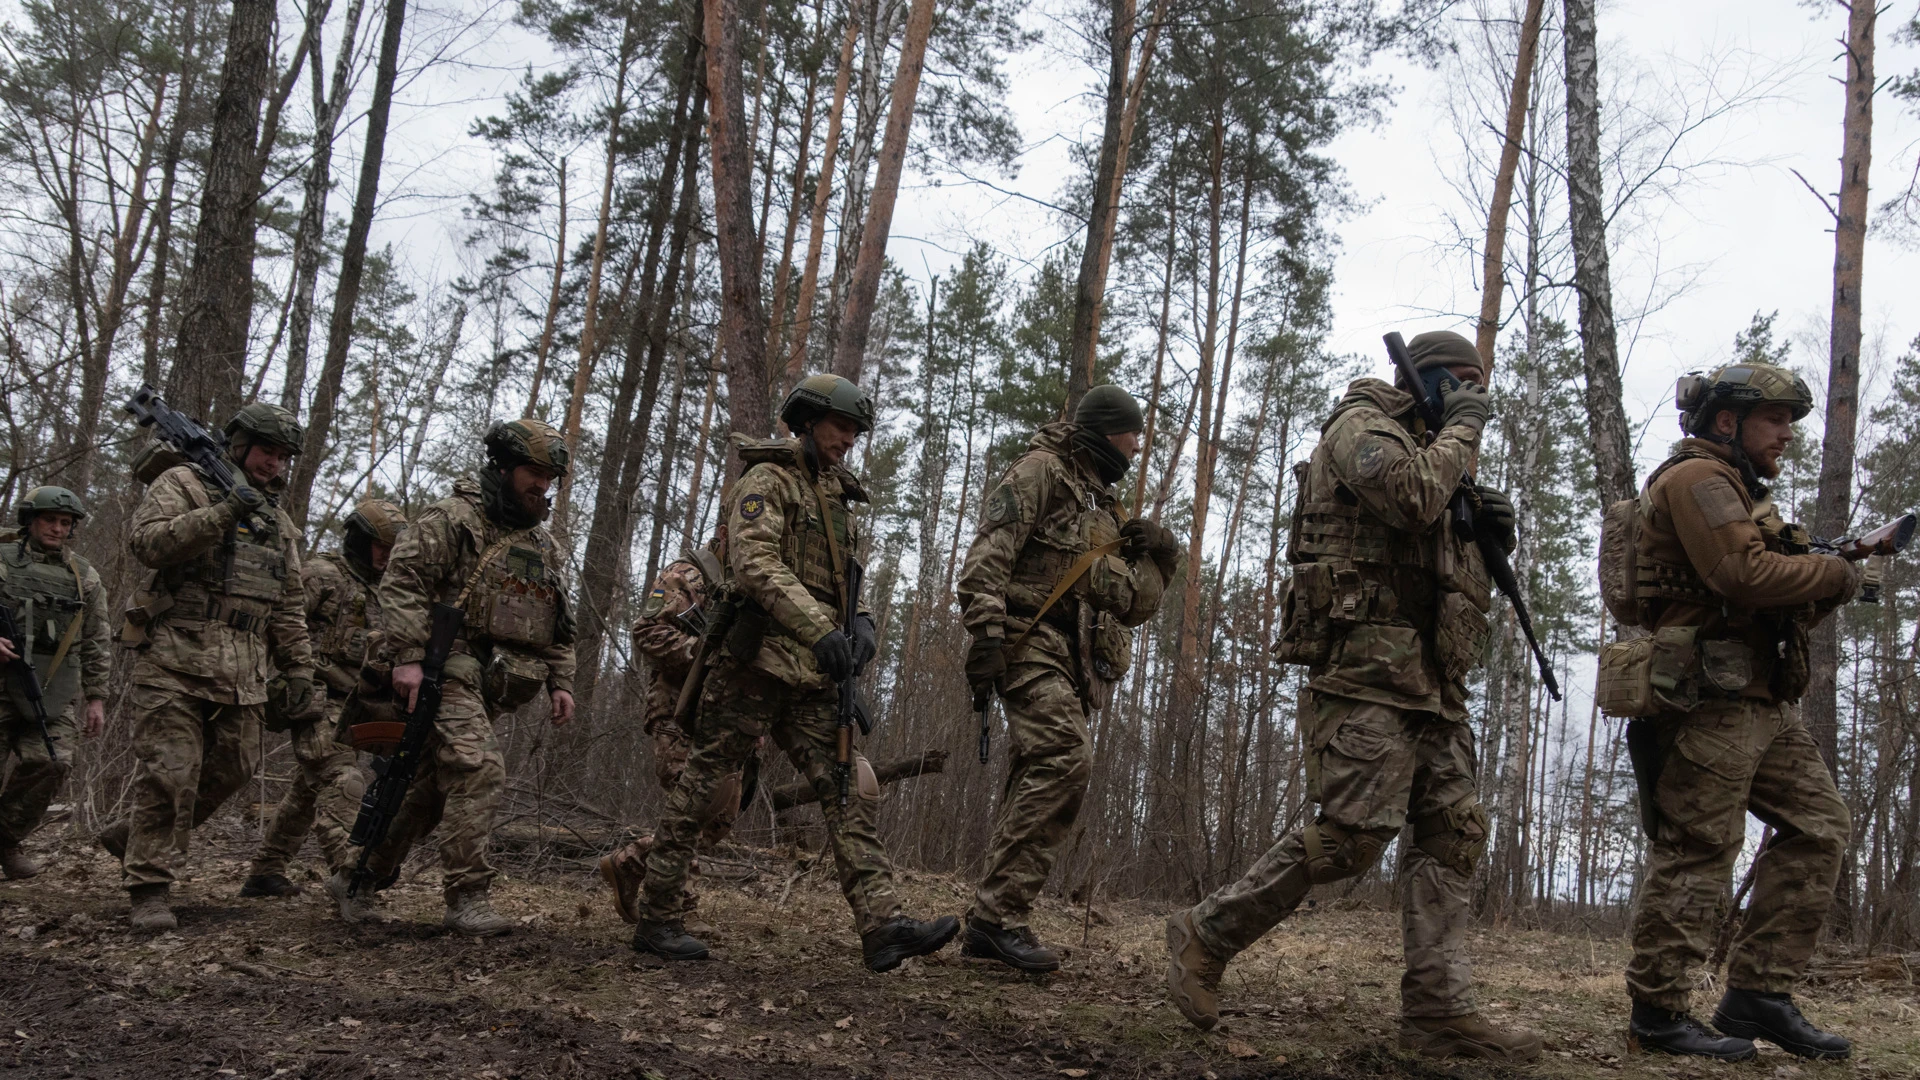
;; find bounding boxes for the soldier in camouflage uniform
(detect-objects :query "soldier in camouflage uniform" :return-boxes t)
[598,536,750,925]
[1165,331,1541,1063]
[336,420,577,936]
[240,499,406,898]
[1616,363,1858,1061]
[101,404,318,931]
[0,487,112,879]
[957,385,1178,972]
[633,374,959,973]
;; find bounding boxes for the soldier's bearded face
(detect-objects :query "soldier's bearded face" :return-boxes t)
[370,540,393,572]
[510,464,557,519]
[810,414,861,467]
[242,443,295,487]
[28,512,74,550]
[1737,403,1796,478]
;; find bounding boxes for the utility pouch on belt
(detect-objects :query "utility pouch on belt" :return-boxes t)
[1597,625,1701,718]
[482,649,549,710]
[1272,561,1336,667]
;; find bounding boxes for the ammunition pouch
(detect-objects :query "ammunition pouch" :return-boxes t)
[1433,590,1491,684]
[1272,562,1336,667]
[1077,608,1132,712]
[1598,626,1700,718]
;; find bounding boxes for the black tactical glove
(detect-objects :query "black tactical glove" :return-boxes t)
[965,635,1007,710]
[283,674,318,721]
[851,613,878,674]
[1473,484,1517,554]
[223,483,265,517]
[1439,381,1491,435]
[811,628,855,682]
[1120,517,1183,579]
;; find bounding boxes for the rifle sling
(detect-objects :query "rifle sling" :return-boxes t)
[40,555,86,690]
[1008,540,1124,653]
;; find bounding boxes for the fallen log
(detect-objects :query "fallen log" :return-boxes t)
[767,749,948,811]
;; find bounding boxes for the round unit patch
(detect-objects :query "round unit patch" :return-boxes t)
[739,493,767,520]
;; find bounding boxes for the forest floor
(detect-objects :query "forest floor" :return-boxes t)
[0,822,1916,1080]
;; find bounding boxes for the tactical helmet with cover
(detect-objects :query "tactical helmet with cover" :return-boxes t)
[781,373,874,434]
[15,485,88,527]
[345,498,406,546]
[1676,362,1814,436]
[484,418,570,476]
[225,402,305,454]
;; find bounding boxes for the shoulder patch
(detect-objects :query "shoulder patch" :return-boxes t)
[986,484,1019,524]
[1355,437,1389,480]
[1689,476,1748,528]
[739,493,766,521]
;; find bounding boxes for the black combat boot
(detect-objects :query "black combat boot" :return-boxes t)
[633,920,711,961]
[1627,1001,1756,1061]
[961,917,1061,973]
[862,915,960,972]
[1713,989,1851,1060]
[239,873,301,898]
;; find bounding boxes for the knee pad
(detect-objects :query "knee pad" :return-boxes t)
[1302,820,1386,884]
[855,756,880,803]
[1413,796,1489,876]
[706,774,742,820]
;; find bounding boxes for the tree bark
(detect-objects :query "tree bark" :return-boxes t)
[139,0,205,388]
[1562,0,1635,508]
[829,0,936,383]
[766,4,823,369]
[1475,0,1546,371]
[707,0,774,463]
[164,0,278,425]
[1808,0,1878,781]
[785,0,861,383]
[287,0,409,526]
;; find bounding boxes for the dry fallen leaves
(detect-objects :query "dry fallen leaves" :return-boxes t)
[1226,1038,1258,1059]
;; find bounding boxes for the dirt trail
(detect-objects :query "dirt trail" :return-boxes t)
[1,827,1915,1079]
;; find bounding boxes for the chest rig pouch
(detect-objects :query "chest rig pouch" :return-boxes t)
[460,534,557,710]
[166,514,287,636]
[1432,511,1492,684]
[1,543,86,705]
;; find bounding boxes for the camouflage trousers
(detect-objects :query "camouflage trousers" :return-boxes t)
[123,659,264,890]
[971,662,1092,931]
[652,717,744,848]
[1626,699,1849,1012]
[0,703,79,847]
[642,657,900,933]
[1192,694,1485,1018]
[248,704,365,878]
[359,674,505,899]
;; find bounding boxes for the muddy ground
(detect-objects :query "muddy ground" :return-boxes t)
[1,824,1915,1079]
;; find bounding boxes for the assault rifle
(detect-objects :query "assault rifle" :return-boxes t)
[346,602,464,896]
[835,555,873,808]
[1813,512,1917,604]
[0,603,58,760]
[123,384,244,497]
[1385,332,1562,701]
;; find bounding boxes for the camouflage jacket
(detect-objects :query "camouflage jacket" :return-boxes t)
[129,464,313,704]
[0,533,112,719]
[303,552,384,697]
[957,422,1167,680]
[631,552,714,729]
[726,437,868,690]
[1295,379,1483,720]
[378,475,576,694]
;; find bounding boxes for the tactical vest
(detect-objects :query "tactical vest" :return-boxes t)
[0,540,87,710]
[1004,452,1121,622]
[164,475,289,635]
[785,486,853,611]
[315,553,381,675]
[460,534,560,651]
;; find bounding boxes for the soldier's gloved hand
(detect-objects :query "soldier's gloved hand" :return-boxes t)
[965,635,1006,710]
[281,674,318,724]
[851,613,878,674]
[811,628,855,682]
[1120,517,1183,578]
[223,483,265,517]
[1472,484,1517,554]
[1440,381,1491,435]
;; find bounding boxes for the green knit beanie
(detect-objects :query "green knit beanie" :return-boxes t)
[1074,385,1145,435]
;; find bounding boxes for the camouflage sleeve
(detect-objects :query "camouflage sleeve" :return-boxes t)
[730,464,836,646]
[539,559,576,694]
[269,514,314,678]
[302,558,354,693]
[1660,459,1852,608]
[78,564,111,701]
[378,504,460,667]
[1327,408,1477,532]
[631,564,700,668]
[955,454,1046,640]
[129,466,237,569]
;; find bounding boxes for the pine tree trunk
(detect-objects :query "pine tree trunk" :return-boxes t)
[1562,0,1634,508]
[785,0,861,382]
[525,161,569,418]
[1475,0,1546,370]
[139,0,205,388]
[707,0,774,461]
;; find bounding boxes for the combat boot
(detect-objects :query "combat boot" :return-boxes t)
[1627,1001,1757,1061]
[0,844,43,880]
[442,888,514,937]
[1164,908,1226,1030]
[1713,989,1851,1060]
[239,873,301,898]
[96,819,129,861]
[325,870,392,924]
[633,919,711,961]
[597,837,651,924]
[863,915,960,972]
[962,917,1060,973]
[128,885,177,931]
[1400,1013,1544,1063]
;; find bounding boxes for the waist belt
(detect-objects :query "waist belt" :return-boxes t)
[171,584,271,636]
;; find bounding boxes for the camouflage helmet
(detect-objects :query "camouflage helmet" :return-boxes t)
[1677,362,1815,435]
[345,498,407,546]
[225,402,305,453]
[781,373,874,434]
[484,417,570,476]
[15,485,87,528]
